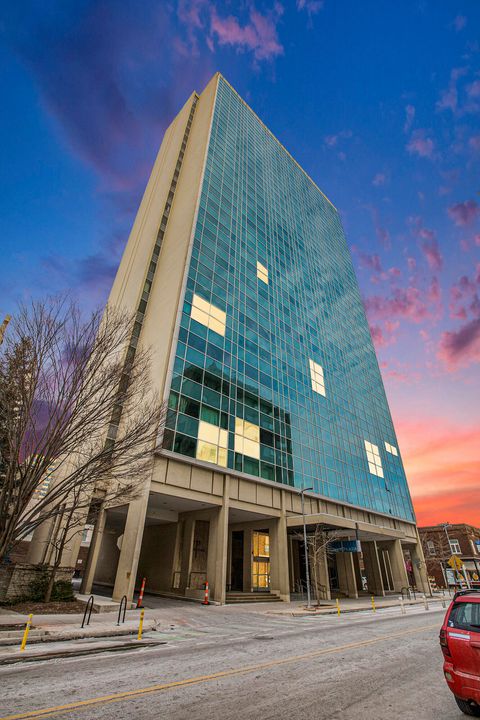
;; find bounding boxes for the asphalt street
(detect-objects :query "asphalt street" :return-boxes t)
[0,604,459,720]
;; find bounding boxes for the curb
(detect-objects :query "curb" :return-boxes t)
[0,637,166,665]
[266,599,448,617]
[0,621,157,647]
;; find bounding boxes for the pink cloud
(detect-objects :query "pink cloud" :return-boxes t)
[358,252,382,273]
[407,257,416,271]
[324,129,352,148]
[372,173,386,186]
[447,200,480,227]
[369,324,387,348]
[467,80,480,98]
[448,270,480,321]
[296,0,324,15]
[368,206,391,249]
[420,236,443,271]
[406,130,435,159]
[404,104,415,134]
[469,136,480,152]
[210,5,284,61]
[438,317,480,369]
[364,286,431,325]
[436,66,468,114]
[428,276,441,303]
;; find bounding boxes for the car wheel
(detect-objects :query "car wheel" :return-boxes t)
[455,697,480,717]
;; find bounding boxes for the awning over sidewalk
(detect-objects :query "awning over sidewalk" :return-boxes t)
[286,511,407,542]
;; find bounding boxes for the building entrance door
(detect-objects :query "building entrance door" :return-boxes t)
[252,531,270,591]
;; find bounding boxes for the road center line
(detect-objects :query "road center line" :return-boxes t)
[1,623,438,720]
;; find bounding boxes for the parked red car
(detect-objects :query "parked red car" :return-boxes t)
[440,589,480,716]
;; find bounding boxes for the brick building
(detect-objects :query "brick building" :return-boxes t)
[418,524,480,589]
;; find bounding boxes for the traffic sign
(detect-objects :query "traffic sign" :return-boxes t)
[448,554,463,570]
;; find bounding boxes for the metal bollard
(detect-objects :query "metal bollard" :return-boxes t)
[137,609,145,640]
[423,594,429,611]
[136,577,146,609]
[20,614,33,652]
[336,598,341,616]
[371,596,376,613]
[399,596,406,615]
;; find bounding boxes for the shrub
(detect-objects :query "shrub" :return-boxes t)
[27,574,74,602]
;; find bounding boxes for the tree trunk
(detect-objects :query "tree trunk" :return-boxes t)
[44,565,56,603]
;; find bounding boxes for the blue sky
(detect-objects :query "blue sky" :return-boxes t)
[1,1,479,523]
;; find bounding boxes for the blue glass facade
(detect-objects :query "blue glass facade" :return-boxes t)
[163,77,415,523]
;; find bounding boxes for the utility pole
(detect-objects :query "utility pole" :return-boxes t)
[300,486,313,609]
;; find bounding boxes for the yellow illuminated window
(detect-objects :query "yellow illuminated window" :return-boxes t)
[191,294,226,336]
[364,440,384,477]
[257,261,269,284]
[196,421,228,467]
[309,358,326,396]
[234,417,260,459]
[385,441,398,456]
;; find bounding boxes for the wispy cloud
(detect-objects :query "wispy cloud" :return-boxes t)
[453,15,467,32]
[448,200,480,226]
[210,4,284,61]
[403,104,415,134]
[438,317,480,370]
[406,129,435,159]
[296,0,324,17]
[372,172,387,187]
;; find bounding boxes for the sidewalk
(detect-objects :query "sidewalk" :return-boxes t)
[0,592,449,665]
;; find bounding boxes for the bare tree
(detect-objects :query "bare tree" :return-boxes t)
[0,297,165,580]
[295,525,343,604]
[420,530,451,588]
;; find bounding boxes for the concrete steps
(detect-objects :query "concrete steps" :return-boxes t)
[226,592,281,604]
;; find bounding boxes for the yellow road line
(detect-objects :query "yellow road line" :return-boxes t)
[1,623,438,720]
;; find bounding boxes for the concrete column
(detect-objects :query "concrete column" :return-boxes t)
[269,492,290,601]
[388,540,410,592]
[336,552,358,599]
[26,518,56,565]
[205,476,230,604]
[178,516,195,592]
[213,475,230,605]
[80,509,106,594]
[410,538,431,595]
[362,541,385,596]
[112,493,149,603]
[243,525,252,592]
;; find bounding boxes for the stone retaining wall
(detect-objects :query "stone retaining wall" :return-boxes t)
[0,563,73,602]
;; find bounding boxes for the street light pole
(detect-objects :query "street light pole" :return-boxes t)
[300,486,313,609]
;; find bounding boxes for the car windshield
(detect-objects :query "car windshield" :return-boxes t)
[448,601,480,632]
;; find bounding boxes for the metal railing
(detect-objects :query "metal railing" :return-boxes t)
[117,595,127,626]
[401,586,417,600]
[81,595,94,628]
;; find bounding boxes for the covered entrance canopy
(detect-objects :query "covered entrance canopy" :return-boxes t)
[286,511,427,600]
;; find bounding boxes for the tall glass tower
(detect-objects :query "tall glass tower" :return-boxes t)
[163,76,413,522]
[59,73,428,605]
